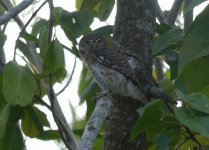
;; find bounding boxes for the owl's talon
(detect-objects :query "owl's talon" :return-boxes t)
[93,89,110,101]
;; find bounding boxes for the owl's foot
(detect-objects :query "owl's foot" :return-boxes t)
[93,89,110,101]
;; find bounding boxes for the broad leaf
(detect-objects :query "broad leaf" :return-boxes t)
[153,121,181,149]
[97,0,115,21]
[39,25,50,59]
[31,19,48,36]
[44,39,65,74]
[21,106,47,137]
[37,130,60,141]
[3,61,37,106]
[58,8,94,42]
[152,28,183,55]
[0,103,10,139]
[159,78,175,96]
[181,55,209,92]
[16,40,37,67]
[78,66,100,118]
[20,32,38,42]
[131,100,180,141]
[79,0,100,11]
[92,25,113,35]
[179,5,209,74]
[0,124,25,150]
[184,0,207,13]
[181,92,209,114]
[175,107,209,138]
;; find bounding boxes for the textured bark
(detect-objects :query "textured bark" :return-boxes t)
[104,0,155,149]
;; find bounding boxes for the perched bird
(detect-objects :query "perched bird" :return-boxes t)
[79,34,176,104]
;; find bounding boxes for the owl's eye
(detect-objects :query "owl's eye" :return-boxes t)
[84,40,92,48]
[96,39,103,45]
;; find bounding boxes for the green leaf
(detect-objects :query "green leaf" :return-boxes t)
[79,0,100,10]
[203,145,209,150]
[3,61,37,106]
[175,107,209,138]
[31,19,48,36]
[131,100,180,141]
[39,25,49,59]
[37,130,60,141]
[0,124,25,150]
[21,106,46,137]
[184,0,207,14]
[152,28,183,55]
[44,39,64,69]
[186,1,209,32]
[59,9,94,41]
[159,78,175,96]
[179,5,209,74]
[181,55,209,92]
[16,40,37,67]
[165,51,179,80]
[78,66,100,118]
[33,106,50,127]
[0,34,6,67]
[154,132,170,150]
[44,39,65,75]
[97,0,115,21]
[20,32,38,42]
[92,25,113,35]
[0,103,10,139]
[181,92,209,114]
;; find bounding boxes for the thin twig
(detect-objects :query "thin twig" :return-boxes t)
[34,95,52,111]
[47,1,77,149]
[154,0,168,24]
[13,0,48,61]
[167,0,183,25]
[48,75,77,150]
[175,136,191,150]
[0,0,35,25]
[48,0,54,42]
[78,95,112,150]
[0,0,24,28]
[165,103,202,148]
[56,57,77,96]
[154,57,164,81]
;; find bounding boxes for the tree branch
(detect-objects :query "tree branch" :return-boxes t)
[0,0,24,28]
[46,1,77,149]
[78,95,112,150]
[154,0,167,24]
[167,0,183,25]
[56,57,76,96]
[48,76,77,150]
[0,0,35,25]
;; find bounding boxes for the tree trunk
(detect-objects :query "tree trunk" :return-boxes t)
[103,0,155,149]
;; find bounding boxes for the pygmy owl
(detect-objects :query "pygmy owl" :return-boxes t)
[79,34,146,103]
[79,34,177,104]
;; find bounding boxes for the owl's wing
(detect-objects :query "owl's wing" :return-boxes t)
[93,48,139,85]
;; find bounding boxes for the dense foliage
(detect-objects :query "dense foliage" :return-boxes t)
[1,0,209,149]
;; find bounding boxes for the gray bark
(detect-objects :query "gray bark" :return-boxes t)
[167,0,183,25]
[103,0,155,149]
[0,0,35,25]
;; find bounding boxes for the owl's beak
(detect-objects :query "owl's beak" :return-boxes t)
[93,43,96,51]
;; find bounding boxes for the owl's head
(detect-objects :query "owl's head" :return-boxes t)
[79,34,108,52]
